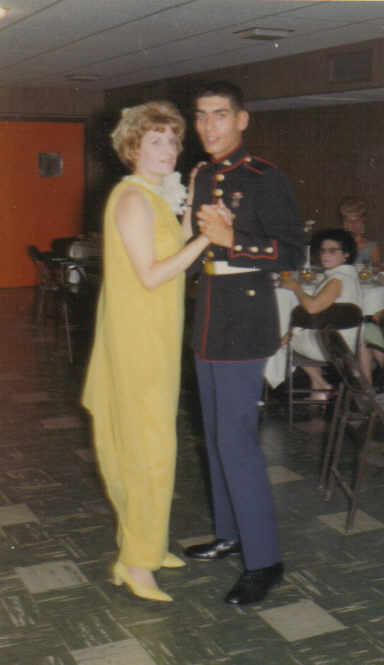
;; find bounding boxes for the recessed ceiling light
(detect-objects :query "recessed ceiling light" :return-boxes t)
[235,26,294,41]
[0,6,10,19]
[67,74,100,81]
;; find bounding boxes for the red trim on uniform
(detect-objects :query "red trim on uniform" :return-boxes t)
[197,161,211,173]
[200,276,212,358]
[228,239,278,260]
[250,155,278,169]
[245,164,265,175]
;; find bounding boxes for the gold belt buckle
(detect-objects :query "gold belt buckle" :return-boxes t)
[204,260,215,275]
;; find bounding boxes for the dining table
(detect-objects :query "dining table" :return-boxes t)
[264,270,384,389]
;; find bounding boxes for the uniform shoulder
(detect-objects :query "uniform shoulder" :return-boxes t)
[245,154,278,174]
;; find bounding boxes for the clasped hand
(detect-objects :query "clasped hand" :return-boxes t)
[197,199,234,248]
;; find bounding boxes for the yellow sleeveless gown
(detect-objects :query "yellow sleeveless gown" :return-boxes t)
[82,175,185,570]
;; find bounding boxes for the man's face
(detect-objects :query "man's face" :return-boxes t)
[194,95,249,160]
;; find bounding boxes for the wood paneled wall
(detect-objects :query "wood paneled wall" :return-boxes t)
[105,37,384,111]
[0,86,104,119]
[244,101,384,252]
[105,37,384,254]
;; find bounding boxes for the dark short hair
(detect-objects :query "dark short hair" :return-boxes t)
[311,228,357,264]
[194,80,245,112]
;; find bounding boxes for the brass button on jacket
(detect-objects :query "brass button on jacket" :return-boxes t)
[190,141,305,361]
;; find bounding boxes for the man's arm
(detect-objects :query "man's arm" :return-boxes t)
[227,167,306,271]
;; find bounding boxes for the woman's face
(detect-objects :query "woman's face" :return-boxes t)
[319,239,349,270]
[342,214,364,236]
[134,124,178,183]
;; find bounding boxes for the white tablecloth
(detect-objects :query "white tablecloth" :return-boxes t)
[264,281,384,388]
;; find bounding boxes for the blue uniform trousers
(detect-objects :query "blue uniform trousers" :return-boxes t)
[194,355,281,570]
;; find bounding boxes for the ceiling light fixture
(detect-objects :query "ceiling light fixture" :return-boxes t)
[67,74,100,81]
[0,6,10,19]
[235,26,294,41]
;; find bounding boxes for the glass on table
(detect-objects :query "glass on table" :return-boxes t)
[358,261,373,281]
[300,267,316,282]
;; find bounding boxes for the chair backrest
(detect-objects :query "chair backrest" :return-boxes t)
[321,327,384,425]
[27,244,44,264]
[291,303,364,331]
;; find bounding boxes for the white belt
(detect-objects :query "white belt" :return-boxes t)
[204,260,260,275]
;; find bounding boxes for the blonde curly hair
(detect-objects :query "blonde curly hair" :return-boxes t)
[339,197,366,218]
[111,101,185,169]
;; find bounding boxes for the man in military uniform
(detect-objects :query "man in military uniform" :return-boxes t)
[184,81,305,605]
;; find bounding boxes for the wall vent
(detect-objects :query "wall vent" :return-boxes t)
[329,50,372,83]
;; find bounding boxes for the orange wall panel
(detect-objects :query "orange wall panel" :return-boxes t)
[0,121,84,287]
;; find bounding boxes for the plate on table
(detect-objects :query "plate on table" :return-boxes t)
[373,273,384,286]
[360,278,375,287]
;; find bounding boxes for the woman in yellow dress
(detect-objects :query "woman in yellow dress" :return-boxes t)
[82,102,209,602]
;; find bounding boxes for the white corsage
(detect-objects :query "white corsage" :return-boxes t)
[161,171,187,215]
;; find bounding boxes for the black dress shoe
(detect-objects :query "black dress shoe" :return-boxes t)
[225,562,284,605]
[184,538,242,560]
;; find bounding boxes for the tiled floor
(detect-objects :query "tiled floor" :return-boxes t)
[1,287,384,665]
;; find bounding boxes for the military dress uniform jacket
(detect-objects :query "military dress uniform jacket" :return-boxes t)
[191,142,306,361]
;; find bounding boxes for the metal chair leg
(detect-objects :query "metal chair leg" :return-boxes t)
[346,412,377,532]
[319,382,344,490]
[325,389,352,501]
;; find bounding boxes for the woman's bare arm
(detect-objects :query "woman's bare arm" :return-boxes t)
[116,186,209,291]
[280,276,342,314]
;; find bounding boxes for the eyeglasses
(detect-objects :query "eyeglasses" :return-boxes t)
[319,248,343,255]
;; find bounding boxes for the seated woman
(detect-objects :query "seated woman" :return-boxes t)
[359,309,384,384]
[339,197,381,267]
[281,229,363,400]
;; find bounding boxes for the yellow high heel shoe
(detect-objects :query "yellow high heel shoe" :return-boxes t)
[112,562,173,602]
[162,552,186,568]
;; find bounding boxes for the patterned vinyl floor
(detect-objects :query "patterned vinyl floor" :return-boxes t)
[0,287,383,665]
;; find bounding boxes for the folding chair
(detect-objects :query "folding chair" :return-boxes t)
[319,327,384,532]
[56,261,99,363]
[27,245,59,322]
[285,303,363,425]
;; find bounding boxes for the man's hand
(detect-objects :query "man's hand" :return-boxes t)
[197,199,234,248]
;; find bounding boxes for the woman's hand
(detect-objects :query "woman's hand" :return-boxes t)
[197,200,234,248]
